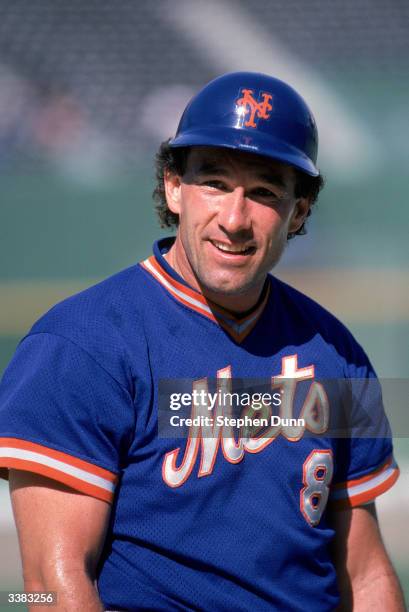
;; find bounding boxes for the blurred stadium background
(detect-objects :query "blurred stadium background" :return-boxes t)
[0,0,408,607]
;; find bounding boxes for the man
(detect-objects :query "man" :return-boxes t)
[0,72,405,610]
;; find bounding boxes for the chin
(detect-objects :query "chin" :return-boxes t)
[200,273,259,297]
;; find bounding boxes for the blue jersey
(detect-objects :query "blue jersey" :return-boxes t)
[0,238,399,611]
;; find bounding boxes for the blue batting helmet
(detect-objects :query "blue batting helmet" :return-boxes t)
[169,71,319,176]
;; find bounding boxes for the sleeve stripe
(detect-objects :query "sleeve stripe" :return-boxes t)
[0,458,114,503]
[0,447,115,492]
[330,461,398,500]
[0,437,117,482]
[330,467,399,509]
[331,455,393,490]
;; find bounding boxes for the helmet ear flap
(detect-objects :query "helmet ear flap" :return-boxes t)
[169,71,319,177]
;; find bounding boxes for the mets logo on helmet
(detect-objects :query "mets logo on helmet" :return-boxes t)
[236,88,273,128]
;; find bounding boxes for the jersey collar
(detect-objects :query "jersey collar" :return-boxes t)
[140,238,271,344]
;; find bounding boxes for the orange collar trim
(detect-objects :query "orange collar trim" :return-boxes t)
[140,255,270,343]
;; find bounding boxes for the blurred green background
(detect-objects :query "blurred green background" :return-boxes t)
[0,1,408,608]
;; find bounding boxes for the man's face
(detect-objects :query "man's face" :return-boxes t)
[164,147,310,306]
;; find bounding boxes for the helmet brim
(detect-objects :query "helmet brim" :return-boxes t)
[169,126,319,177]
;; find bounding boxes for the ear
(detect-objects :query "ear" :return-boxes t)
[164,170,182,215]
[288,197,311,234]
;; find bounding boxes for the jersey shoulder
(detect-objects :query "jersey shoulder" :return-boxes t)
[270,274,374,375]
[0,267,144,492]
[24,264,150,387]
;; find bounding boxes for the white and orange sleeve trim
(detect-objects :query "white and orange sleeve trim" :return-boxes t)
[329,455,399,509]
[0,437,118,503]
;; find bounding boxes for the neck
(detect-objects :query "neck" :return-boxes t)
[163,240,266,315]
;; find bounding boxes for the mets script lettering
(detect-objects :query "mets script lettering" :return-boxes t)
[162,355,329,488]
[236,88,273,128]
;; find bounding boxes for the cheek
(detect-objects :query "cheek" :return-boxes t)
[256,209,289,240]
[179,205,204,233]
[179,190,217,228]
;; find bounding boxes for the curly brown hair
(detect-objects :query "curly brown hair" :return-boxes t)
[153,140,324,238]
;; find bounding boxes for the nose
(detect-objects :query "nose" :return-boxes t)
[217,187,252,236]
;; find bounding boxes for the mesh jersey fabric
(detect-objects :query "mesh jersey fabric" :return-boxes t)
[0,237,399,611]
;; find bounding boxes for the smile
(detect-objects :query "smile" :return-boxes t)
[210,240,256,256]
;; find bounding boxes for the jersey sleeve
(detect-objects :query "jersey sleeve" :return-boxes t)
[329,346,399,510]
[0,332,136,503]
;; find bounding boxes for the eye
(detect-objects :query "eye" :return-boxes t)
[250,187,281,201]
[252,187,274,196]
[201,180,228,191]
